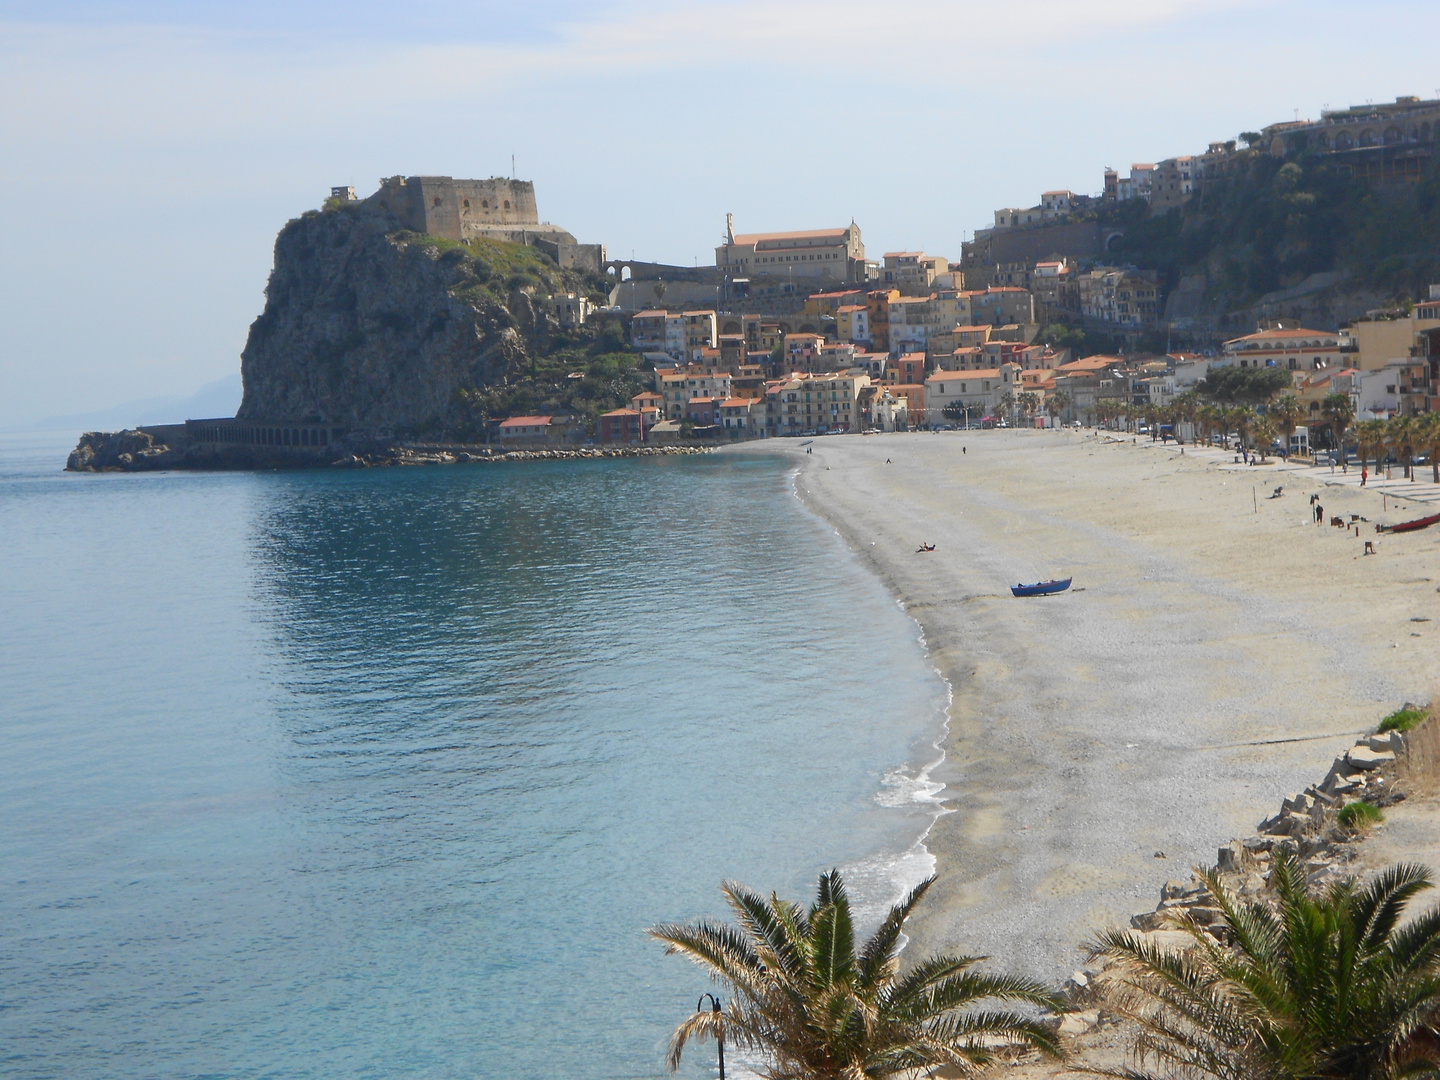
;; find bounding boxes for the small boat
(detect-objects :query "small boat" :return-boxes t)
[1380,511,1440,534]
[1011,577,1072,597]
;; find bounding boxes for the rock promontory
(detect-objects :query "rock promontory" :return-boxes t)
[238,199,600,437]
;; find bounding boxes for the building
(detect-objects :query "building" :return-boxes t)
[879,252,948,295]
[715,218,866,283]
[1150,157,1197,211]
[1221,327,1343,372]
[866,289,900,352]
[1261,95,1440,184]
[868,386,909,432]
[835,304,871,345]
[718,397,762,434]
[630,310,668,352]
[497,416,554,443]
[764,373,869,435]
[598,409,646,444]
[1348,304,1440,370]
[681,311,718,360]
[967,287,1035,327]
[552,293,593,328]
[657,371,733,418]
[924,365,1022,421]
[365,176,601,268]
[804,290,870,320]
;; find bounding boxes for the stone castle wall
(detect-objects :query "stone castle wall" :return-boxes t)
[369,176,542,241]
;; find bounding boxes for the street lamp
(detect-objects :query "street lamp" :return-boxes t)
[696,993,726,1080]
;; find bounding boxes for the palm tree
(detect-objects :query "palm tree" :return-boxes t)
[1387,415,1419,480]
[651,872,1063,1079]
[1048,390,1073,427]
[1321,391,1355,462]
[1089,854,1440,1080]
[1354,418,1388,476]
[1174,391,1199,445]
[1417,411,1440,484]
[1251,415,1277,462]
[1269,394,1304,458]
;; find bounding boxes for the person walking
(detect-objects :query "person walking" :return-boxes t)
[1361,465,1368,486]
[1315,503,1325,525]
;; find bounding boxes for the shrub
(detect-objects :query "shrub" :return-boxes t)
[1380,707,1429,733]
[1337,800,1384,831]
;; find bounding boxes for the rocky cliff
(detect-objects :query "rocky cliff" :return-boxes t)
[238,201,598,437]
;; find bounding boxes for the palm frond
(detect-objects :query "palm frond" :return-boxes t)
[856,876,933,991]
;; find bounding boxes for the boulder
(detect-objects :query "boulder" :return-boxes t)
[1346,745,1395,770]
[1217,840,1242,871]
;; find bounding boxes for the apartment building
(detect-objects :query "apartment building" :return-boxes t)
[764,373,870,434]
[1221,327,1343,372]
[923,364,1023,420]
[880,252,948,296]
[657,371,734,418]
[835,304,871,345]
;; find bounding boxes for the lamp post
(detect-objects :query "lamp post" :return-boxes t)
[697,993,725,1080]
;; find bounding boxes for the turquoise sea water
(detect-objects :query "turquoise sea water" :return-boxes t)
[0,433,948,1080]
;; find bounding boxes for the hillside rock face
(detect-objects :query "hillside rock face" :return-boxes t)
[238,203,537,435]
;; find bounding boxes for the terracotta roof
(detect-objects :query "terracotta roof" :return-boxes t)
[927,369,1003,381]
[1056,355,1122,372]
[631,310,667,318]
[600,408,639,418]
[499,416,552,427]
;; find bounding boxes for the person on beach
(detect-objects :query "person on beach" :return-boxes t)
[962,447,966,455]
[1362,466,1368,486]
[1315,503,1324,524]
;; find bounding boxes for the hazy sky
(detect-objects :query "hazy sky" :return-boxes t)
[3,0,1438,423]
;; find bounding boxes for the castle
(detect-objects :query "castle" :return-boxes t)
[361,176,605,272]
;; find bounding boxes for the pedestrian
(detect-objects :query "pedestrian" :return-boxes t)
[1315,503,1324,524]
[1361,465,1368,486]
[962,446,967,455]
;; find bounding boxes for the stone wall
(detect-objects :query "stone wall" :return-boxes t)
[369,176,542,241]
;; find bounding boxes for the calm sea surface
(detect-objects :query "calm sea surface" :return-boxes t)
[0,432,948,1080]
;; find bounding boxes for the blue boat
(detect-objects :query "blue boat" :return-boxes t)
[1011,577,1072,598]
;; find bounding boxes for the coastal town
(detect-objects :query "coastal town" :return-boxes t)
[485,93,1440,460]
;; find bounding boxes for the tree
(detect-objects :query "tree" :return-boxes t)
[651,872,1063,1079]
[1417,411,1440,484]
[1197,366,1293,405]
[1251,415,1277,462]
[1048,390,1073,426]
[1090,854,1440,1080]
[1354,418,1389,474]
[1386,415,1419,480]
[1321,391,1355,457]
[1239,131,1263,148]
[1269,394,1304,456]
[1174,391,1199,444]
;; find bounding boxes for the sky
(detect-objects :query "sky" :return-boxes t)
[2,0,1439,424]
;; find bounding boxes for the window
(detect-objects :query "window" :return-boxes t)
[503,200,510,209]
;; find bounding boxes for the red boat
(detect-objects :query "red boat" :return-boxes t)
[1380,511,1440,534]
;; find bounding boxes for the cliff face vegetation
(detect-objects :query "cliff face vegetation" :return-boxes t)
[239,201,640,438]
[1101,149,1440,316]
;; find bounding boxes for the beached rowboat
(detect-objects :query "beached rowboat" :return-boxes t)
[1379,511,1440,534]
[1011,577,1072,597]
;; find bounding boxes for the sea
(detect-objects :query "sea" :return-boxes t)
[0,431,950,1080]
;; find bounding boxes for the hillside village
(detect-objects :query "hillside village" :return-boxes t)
[491,93,1440,449]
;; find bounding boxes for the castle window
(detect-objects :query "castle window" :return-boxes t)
[463,199,470,209]
[433,196,441,206]
[481,199,488,208]
[504,200,510,209]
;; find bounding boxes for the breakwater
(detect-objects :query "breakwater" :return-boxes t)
[65,426,712,472]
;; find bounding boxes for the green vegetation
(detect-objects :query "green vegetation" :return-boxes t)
[1091,853,1440,1080]
[1195,365,1293,404]
[1098,148,1440,306]
[1380,707,1430,734]
[381,231,652,437]
[1337,800,1385,831]
[649,871,1063,1078]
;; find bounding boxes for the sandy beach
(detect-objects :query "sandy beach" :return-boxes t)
[740,428,1440,979]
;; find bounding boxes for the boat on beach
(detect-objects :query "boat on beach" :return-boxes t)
[1011,577,1072,597]
[1378,511,1440,534]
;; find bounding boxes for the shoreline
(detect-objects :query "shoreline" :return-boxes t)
[739,429,1439,978]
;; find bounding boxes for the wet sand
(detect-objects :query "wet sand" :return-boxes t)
[741,428,1440,978]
